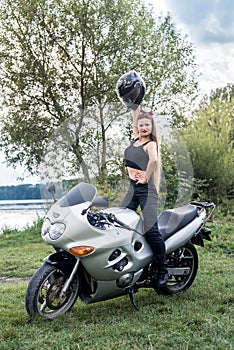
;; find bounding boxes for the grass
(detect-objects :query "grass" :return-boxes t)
[0,220,233,350]
[0,220,53,278]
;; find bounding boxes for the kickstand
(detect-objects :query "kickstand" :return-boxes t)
[128,288,139,311]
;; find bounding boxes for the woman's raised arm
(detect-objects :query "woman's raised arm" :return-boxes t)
[132,108,140,139]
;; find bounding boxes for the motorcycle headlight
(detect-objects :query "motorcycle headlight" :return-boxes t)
[49,222,66,240]
[41,218,51,236]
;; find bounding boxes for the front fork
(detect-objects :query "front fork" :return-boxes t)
[59,259,80,298]
[45,250,80,298]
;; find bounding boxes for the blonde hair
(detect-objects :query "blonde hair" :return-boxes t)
[137,111,161,192]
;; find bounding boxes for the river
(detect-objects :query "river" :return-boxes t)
[0,199,50,232]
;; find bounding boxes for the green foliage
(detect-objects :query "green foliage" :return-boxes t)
[210,84,234,103]
[182,87,234,212]
[0,226,20,236]
[0,0,198,183]
[160,145,179,209]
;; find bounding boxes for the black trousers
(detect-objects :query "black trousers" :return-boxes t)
[121,179,167,269]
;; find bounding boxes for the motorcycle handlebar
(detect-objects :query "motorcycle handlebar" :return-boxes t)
[87,211,142,236]
[107,213,143,235]
[190,201,215,209]
[107,213,127,227]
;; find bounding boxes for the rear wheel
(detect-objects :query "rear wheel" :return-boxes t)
[154,242,198,295]
[25,263,80,319]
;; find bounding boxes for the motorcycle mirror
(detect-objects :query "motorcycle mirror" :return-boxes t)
[47,182,56,203]
[82,196,109,216]
[91,196,109,208]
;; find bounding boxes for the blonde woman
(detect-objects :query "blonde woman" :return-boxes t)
[121,108,168,287]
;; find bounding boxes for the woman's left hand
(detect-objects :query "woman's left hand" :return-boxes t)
[135,173,148,184]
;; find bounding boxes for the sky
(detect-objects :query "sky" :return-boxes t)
[151,0,234,93]
[0,0,233,186]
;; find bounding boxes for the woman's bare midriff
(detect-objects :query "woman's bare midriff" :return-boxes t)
[127,167,146,181]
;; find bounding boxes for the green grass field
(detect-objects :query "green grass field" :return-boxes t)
[0,221,233,350]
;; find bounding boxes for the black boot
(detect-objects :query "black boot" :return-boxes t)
[145,230,168,287]
[155,269,169,287]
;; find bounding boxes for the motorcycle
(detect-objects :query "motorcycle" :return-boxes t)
[25,182,215,319]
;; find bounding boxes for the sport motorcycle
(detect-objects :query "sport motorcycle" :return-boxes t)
[25,182,215,319]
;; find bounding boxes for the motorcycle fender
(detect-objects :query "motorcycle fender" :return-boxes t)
[44,251,77,273]
[191,228,212,247]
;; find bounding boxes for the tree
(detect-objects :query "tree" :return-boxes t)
[210,84,234,103]
[182,85,234,209]
[0,0,199,184]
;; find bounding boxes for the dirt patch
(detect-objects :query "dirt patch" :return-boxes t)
[0,276,30,283]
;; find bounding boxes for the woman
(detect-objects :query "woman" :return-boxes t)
[121,108,168,287]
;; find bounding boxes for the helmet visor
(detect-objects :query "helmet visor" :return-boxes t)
[122,84,141,105]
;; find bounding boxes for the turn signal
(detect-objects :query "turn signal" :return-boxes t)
[69,246,95,257]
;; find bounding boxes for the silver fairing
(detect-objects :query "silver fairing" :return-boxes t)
[42,202,153,281]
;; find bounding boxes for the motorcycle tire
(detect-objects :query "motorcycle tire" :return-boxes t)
[25,263,80,319]
[154,242,198,295]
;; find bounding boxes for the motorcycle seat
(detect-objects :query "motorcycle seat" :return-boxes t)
[158,204,198,240]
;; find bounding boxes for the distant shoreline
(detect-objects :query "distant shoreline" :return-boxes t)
[0,183,44,200]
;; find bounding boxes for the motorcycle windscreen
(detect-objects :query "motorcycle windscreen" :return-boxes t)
[59,182,97,207]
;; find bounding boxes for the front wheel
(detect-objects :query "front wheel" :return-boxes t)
[154,242,198,295]
[25,263,80,319]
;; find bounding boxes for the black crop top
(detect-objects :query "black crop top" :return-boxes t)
[124,139,151,171]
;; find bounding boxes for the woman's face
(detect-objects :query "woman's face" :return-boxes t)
[137,117,152,137]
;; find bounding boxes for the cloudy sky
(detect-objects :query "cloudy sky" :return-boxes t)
[152,0,234,93]
[0,0,233,186]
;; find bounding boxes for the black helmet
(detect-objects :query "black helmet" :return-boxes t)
[116,70,145,110]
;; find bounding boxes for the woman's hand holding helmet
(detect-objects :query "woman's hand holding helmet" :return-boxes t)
[116,71,145,110]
